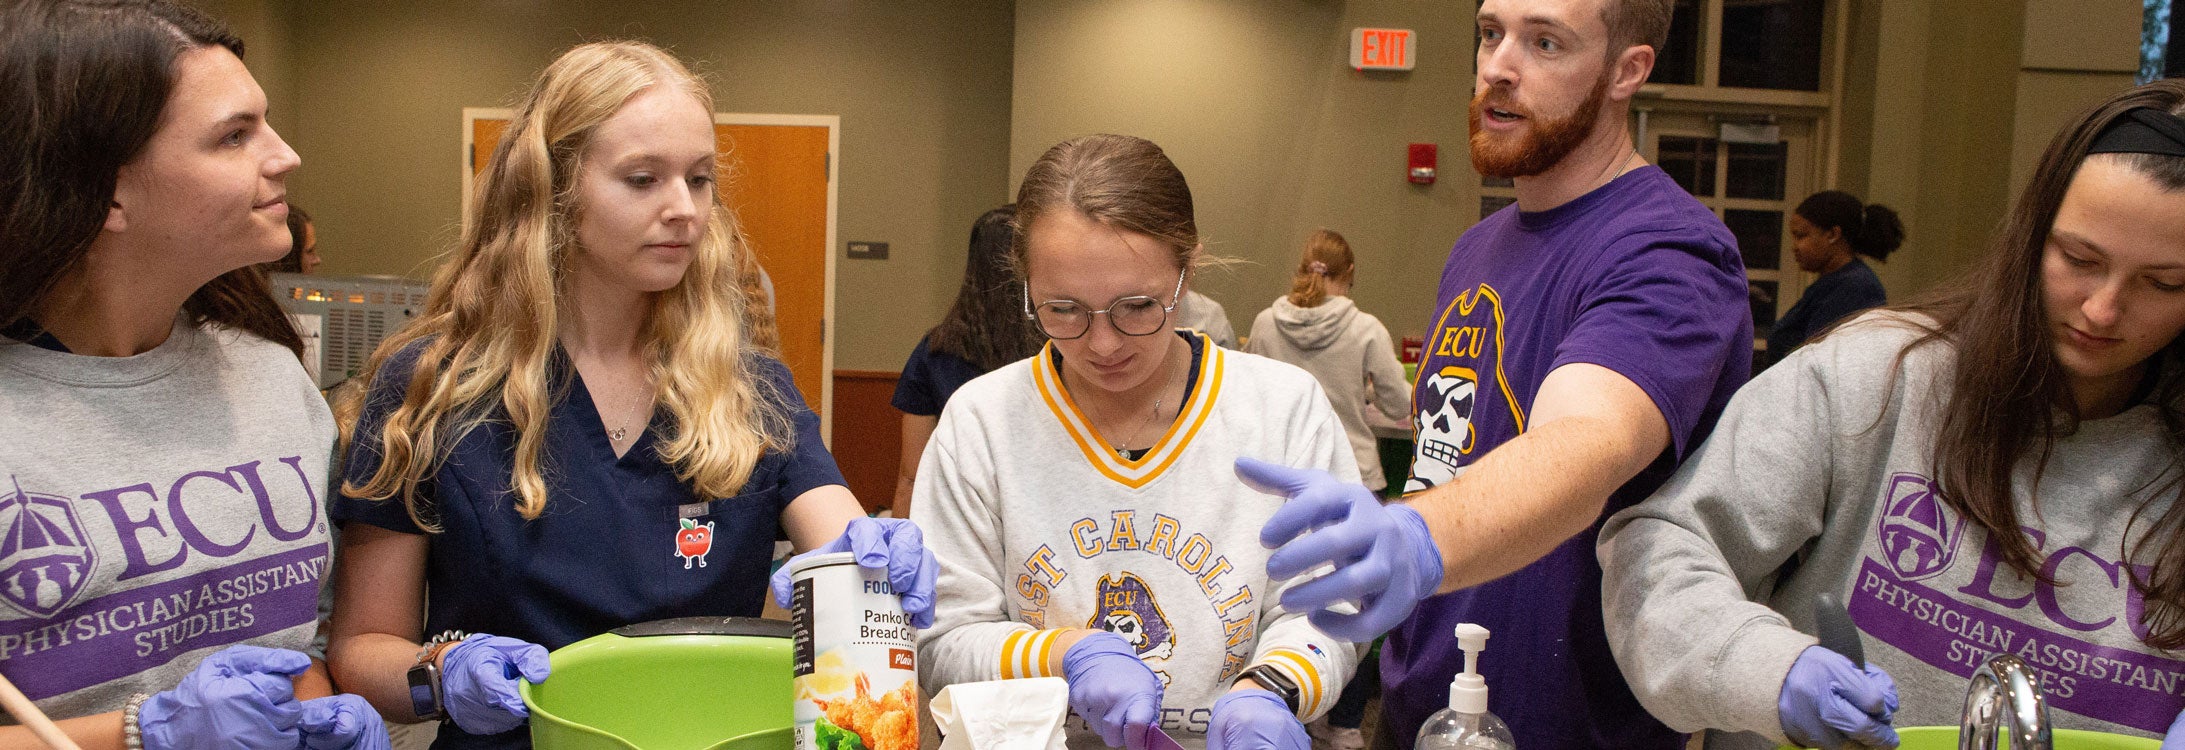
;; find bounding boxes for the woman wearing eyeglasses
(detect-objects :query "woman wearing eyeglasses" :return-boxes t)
[912,134,1360,750]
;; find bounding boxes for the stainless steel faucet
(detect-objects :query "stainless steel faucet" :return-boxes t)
[1958,653,2052,750]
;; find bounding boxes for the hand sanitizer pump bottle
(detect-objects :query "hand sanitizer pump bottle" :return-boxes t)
[1414,623,1515,750]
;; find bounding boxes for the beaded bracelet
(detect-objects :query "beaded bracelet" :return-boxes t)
[122,692,150,750]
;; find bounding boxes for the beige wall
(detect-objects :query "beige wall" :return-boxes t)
[2008,0,2141,194]
[1846,0,2142,302]
[1011,0,1474,344]
[205,0,2155,372]
[264,1,1014,371]
[1840,0,2024,301]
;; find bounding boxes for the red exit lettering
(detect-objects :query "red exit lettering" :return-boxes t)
[1353,28,1416,71]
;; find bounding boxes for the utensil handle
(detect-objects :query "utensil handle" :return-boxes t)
[0,670,84,750]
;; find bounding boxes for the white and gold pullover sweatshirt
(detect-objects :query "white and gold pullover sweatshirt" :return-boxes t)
[913,334,1360,749]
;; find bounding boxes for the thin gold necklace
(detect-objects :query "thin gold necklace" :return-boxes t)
[1086,347,1182,459]
[608,373,653,445]
[1105,394,1166,460]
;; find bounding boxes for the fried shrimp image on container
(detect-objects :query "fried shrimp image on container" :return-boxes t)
[815,672,918,750]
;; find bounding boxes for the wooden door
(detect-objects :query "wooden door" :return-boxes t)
[715,122,831,419]
[464,111,837,434]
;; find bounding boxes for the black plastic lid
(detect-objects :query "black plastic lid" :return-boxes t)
[609,616,793,639]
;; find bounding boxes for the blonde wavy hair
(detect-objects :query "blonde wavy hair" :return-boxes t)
[343,40,790,529]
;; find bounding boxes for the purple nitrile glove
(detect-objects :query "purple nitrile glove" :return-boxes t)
[1778,646,1900,749]
[440,633,550,736]
[298,694,393,750]
[138,644,311,750]
[1062,631,1163,750]
[1208,689,1309,750]
[1241,457,1443,642]
[770,516,940,628]
[2162,708,2185,750]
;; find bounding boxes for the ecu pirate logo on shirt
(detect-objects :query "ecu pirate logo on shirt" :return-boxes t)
[1407,284,1525,493]
[1089,572,1175,685]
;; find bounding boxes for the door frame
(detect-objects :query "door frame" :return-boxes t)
[1631,102,1823,355]
[460,108,842,440]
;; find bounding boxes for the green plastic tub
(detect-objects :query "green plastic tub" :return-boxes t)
[519,617,796,750]
[1780,726,2158,749]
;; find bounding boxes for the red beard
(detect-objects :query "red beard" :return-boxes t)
[1468,74,1611,179]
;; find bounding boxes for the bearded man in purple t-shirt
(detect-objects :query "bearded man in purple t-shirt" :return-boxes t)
[1236,1,1751,748]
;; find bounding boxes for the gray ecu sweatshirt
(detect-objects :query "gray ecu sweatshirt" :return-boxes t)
[1245,296,1410,491]
[0,319,334,722]
[1599,311,2184,746]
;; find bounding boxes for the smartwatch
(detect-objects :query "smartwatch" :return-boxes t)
[407,631,470,721]
[1234,663,1302,715]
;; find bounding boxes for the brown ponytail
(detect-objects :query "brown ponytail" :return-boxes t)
[1285,229,1355,308]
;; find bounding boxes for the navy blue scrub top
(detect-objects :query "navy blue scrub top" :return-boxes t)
[1765,257,1887,366]
[889,333,988,417]
[332,340,844,750]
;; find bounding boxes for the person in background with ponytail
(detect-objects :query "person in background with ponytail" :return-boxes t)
[1244,229,1411,497]
[1765,191,1906,362]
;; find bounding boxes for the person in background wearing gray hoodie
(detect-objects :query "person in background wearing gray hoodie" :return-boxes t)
[1176,288,1239,349]
[1245,231,1410,750]
[1246,229,1412,494]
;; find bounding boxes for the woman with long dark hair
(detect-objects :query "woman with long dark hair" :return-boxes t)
[0,1,384,747]
[1764,191,1906,362]
[1601,79,2185,747]
[889,205,1042,517]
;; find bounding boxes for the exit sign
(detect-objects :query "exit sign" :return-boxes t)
[1351,28,1416,71]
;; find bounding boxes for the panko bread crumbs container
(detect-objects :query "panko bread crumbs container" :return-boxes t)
[789,551,918,750]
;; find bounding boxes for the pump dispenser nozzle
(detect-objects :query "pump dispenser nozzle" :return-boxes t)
[1418,623,1513,750]
[1448,623,1491,713]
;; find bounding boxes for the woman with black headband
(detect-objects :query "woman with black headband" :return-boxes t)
[1599,79,2185,747]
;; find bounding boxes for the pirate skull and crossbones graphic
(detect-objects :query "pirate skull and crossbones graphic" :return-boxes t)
[1405,365,1479,493]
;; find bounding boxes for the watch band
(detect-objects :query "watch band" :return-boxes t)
[1237,663,1301,715]
[407,631,470,721]
[416,630,471,663]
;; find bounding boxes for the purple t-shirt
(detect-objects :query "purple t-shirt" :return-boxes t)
[1389,166,1751,750]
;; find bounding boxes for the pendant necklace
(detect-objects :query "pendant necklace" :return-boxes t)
[1096,350,1180,460]
[1110,395,1166,460]
[609,375,653,445]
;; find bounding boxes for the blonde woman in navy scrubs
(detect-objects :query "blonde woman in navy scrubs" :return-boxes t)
[324,42,936,750]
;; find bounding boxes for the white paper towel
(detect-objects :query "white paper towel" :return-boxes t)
[929,678,1071,750]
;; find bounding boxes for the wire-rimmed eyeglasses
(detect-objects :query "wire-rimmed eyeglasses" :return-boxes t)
[1022,269,1186,340]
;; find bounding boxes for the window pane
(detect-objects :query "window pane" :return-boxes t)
[1724,209,1783,271]
[1657,136,1717,196]
[1649,0,1702,85]
[1480,195,1516,219]
[1750,279,1780,336]
[1726,141,1787,200]
[1719,0,1825,91]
